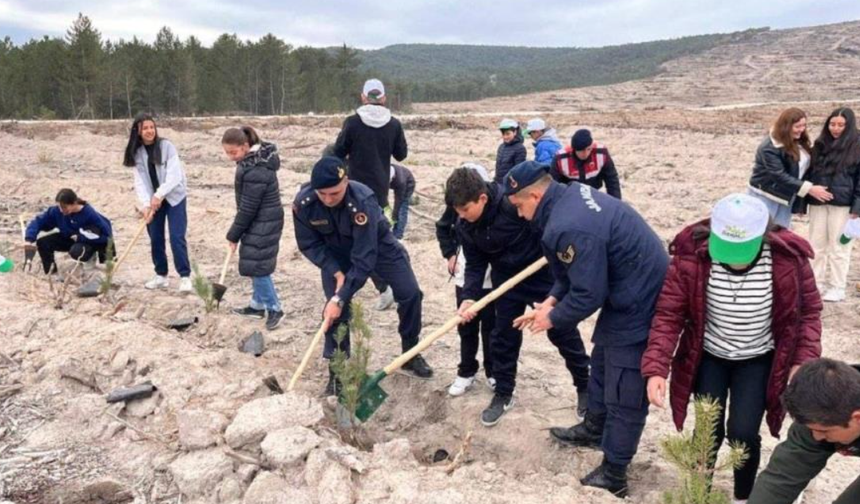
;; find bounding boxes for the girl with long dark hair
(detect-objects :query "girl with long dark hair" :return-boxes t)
[123,113,191,292]
[807,107,860,302]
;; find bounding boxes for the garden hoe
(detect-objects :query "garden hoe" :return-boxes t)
[212,246,236,308]
[351,256,549,422]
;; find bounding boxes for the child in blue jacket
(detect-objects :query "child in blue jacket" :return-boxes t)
[25,189,113,274]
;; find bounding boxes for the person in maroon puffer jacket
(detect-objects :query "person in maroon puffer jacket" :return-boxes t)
[641,193,822,503]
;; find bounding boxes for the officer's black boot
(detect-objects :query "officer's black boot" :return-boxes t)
[401,353,433,379]
[549,412,604,448]
[324,367,342,397]
[580,459,629,498]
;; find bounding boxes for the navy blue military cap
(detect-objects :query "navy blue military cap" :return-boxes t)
[311,156,347,189]
[503,160,551,196]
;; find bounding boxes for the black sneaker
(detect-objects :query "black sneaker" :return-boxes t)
[266,310,285,331]
[401,354,433,379]
[580,461,628,498]
[324,369,342,397]
[232,306,265,319]
[549,414,604,448]
[481,393,514,427]
[576,390,589,420]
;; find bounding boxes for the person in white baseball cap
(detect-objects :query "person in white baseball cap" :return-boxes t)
[494,118,526,183]
[525,118,563,165]
[642,192,822,504]
[362,78,386,104]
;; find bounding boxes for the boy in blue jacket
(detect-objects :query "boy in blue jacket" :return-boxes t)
[25,189,113,274]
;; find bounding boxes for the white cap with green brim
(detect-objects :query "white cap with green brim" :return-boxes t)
[709,193,769,264]
[499,118,518,130]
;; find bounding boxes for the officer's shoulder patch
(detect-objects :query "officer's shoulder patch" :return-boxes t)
[557,244,576,264]
[354,212,368,226]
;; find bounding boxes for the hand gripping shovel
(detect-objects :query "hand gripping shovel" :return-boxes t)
[353,256,549,422]
[212,246,236,308]
[287,320,327,391]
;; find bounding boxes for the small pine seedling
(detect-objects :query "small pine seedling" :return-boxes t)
[661,396,749,504]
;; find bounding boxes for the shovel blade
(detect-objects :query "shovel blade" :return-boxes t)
[350,370,388,423]
[212,283,227,302]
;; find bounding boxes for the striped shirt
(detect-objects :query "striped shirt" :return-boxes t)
[704,244,774,360]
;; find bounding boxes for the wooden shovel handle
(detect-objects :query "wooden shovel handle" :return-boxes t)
[18,215,26,242]
[112,219,148,277]
[288,320,328,391]
[218,246,236,285]
[383,256,548,375]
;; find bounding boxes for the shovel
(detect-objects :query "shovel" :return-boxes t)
[19,215,35,272]
[109,218,148,284]
[352,256,549,422]
[287,320,327,391]
[212,246,235,308]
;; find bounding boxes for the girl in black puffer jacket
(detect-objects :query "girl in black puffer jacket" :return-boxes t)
[494,118,526,183]
[807,107,860,302]
[222,126,286,330]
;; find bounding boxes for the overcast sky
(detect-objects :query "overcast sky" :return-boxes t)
[2,0,859,49]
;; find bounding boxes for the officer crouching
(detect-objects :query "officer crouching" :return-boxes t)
[504,161,669,498]
[292,156,433,395]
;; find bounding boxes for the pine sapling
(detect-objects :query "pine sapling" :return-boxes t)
[661,395,748,504]
[331,301,373,427]
[191,261,216,313]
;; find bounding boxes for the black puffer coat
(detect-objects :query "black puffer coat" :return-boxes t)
[807,144,860,214]
[226,142,284,277]
[494,132,526,183]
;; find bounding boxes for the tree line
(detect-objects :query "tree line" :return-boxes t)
[0,14,414,120]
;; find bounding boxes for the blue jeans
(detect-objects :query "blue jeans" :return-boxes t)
[747,189,793,228]
[147,198,191,277]
[249,275,282,312]
[392,192,412,239]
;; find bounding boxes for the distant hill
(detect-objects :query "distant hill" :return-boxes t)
[357,28,768,103]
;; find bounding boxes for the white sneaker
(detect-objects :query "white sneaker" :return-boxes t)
[178,277,193,293]
[487,377,497,392]
[145,275,169,290]
[823,288,846,302]
[448,375,476,397]
[374,286,395,311]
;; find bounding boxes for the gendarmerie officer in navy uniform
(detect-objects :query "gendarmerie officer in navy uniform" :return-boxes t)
[293,156,433,394]
[504,161,669,498]
[445,166,590,428]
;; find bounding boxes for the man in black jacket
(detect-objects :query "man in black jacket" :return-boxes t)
[333,78,407,210]
[447,167,590,427]
[333,79,407,311]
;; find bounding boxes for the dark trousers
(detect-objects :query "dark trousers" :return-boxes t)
[587,341,650,467]
[392,191,413,240]
[36,234,107,274]
[492,282,590,397]
[694,351,772,500]
[456,285,495,378]
[147,198,190,277]
[322,252,422,359]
